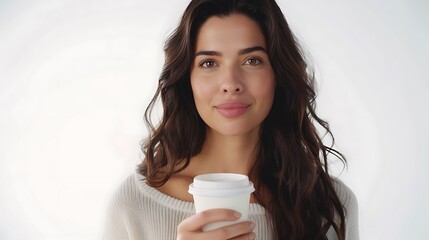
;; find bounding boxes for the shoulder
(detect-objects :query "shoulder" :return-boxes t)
[106,170,156,214]
[107,173,141,213]
[103,173,144,239]
[330,177,359,210]
[330,177,360,239]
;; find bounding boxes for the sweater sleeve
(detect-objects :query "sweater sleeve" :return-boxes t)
[102,175,137,240]
[328,177,360,240]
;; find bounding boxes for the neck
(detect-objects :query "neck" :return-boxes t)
[190,129,260,175]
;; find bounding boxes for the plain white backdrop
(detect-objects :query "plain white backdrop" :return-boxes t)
[0,0,428,239]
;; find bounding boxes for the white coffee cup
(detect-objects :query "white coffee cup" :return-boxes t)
[188,173,255,231]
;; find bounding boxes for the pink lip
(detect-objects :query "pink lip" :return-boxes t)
[215,102,250,118]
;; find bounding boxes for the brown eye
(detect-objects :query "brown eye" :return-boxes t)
[200,60,217,68]
[245,57,262,66]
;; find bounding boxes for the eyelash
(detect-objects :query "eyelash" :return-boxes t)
[244,57,263,65]
[198,57,263,68]
[199,59,217,68]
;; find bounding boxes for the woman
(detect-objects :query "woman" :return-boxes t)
[103,0,359,239]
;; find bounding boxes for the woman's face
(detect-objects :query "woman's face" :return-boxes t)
[190,14,276,137]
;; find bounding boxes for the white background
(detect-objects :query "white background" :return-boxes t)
[1,0,428,239]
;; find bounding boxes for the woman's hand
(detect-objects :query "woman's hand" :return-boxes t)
[177,209,256,240]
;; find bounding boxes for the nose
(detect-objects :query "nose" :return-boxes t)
[220,66,244,94]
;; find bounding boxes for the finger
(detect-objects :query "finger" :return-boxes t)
[198,221,255,240]
[178,209,241,232]
[230,232,256,240]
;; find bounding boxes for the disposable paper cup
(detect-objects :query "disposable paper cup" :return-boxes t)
[188,173,255,231]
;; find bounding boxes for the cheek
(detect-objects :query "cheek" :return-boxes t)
[191,81,208,101]
[249,73,276,98]
[191,76,216,104]
[259,81,275,97]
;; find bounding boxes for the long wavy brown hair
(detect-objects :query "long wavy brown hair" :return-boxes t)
[138,0,347,239]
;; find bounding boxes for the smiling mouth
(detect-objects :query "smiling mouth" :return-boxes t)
[215,102,250,118]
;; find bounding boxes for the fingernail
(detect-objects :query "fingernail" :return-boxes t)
[233,211,242,219]
[249,222,255,229]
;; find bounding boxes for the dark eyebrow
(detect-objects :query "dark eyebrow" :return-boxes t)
[195,51,222,57]
[194,46,267,58]
[238,46,267,55]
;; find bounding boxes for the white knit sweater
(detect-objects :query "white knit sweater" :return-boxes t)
[102,171,359,240]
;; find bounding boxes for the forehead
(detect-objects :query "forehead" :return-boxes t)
[194,14,267,51]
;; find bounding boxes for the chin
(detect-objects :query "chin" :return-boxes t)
[212,125,260,137]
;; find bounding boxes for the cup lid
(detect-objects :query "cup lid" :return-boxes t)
[188,173,255,197]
